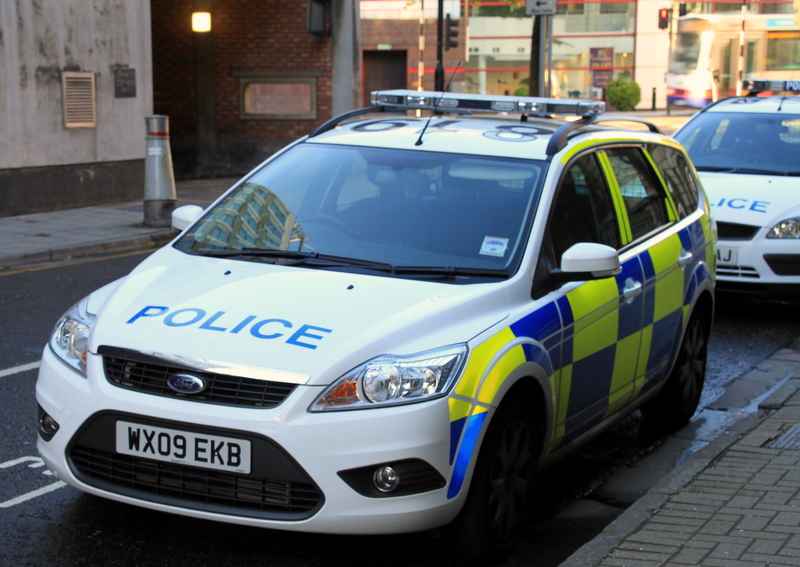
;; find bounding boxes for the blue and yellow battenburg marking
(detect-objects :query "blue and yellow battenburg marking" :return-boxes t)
[445,217,711,499]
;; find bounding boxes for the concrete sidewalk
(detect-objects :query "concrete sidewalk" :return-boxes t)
[0,178,236,271]
[563,343,800,567]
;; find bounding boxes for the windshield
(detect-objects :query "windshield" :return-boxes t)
[670,32,700,75]
[676,111,800,176]
[175,143,545,275]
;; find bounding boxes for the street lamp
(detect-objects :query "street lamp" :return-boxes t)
[191,11,212,33]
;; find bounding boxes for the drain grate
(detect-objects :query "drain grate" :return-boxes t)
[768,424,800,449]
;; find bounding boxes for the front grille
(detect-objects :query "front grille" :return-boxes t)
[100,346,296,409]
[717,221,760,241]
[71,446,323,516]
[717,265,760,279]
[764,254,800,276]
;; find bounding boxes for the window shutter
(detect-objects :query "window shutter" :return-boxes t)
[62,71,96,128]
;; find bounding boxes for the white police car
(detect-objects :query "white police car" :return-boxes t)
[37,90,715,556]
[675,80,800,297]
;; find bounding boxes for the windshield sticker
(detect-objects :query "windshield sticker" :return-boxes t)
[711,198,770,213]
[480,236,509,258]
[126,306,333,350]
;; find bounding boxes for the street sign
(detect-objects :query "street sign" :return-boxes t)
[526,0,556,16]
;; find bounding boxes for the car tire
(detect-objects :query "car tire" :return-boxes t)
[641,312,709,436]
[448,400,541,562]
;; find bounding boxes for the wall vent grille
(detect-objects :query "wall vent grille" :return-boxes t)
[62,72,97,128]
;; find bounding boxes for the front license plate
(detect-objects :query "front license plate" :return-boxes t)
[716,246,738,266]
[115,421,252,474]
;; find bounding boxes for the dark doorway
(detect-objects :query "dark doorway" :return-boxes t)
[362,50,407,105]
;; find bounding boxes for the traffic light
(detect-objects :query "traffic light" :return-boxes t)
[678,2,688,16]
[658,8,671,30]
[445,14,459,50]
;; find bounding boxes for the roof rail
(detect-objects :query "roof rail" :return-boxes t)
[545,112,664,156]
[591,115,660,133]
[545,113,598,156]
[370,89,605,117]
[309,105,385,138]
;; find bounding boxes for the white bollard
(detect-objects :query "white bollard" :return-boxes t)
[144,115,177,227]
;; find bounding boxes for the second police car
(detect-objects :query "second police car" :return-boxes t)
[675,80,800,296]
[36,90,716,556]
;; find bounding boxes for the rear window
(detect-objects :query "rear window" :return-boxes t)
[606,148,670,241]
[648,145,699,219]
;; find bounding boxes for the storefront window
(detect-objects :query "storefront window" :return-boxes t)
[767,34,800,70]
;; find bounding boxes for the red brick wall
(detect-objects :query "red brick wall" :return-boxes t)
[151,0,334,176]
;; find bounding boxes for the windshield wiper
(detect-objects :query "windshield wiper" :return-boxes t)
[392,266,510,279]
[194,247,395,271]
[695,166,737,173]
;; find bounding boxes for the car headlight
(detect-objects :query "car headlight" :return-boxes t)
[767,217,800,239]
[309,344,467,412]
[49,297,96,376]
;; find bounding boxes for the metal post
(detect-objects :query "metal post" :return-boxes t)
[736,0,747,96]
[545,14,553,97]
[435,0,445,91]
[529,15,542,96]
[652,86,657,111]
[667,8,673,115]
[144,115,177,228]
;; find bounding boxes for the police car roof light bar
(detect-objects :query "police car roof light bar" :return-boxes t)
[370,90,606,117]
[744,80,800,96]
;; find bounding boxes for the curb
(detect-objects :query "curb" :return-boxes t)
[0,230,175,273]
[560,350,800,567]
[560,412,764,567]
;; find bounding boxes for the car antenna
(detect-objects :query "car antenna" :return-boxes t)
[415,60,462,147]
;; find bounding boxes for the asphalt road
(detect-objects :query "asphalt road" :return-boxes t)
[1,253,798,567]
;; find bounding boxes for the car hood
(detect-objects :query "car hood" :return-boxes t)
[89,247,508,386]
[699,171,799,227]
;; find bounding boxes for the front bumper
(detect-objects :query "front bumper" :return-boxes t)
[35,347,462,534]
[715,237,800,289]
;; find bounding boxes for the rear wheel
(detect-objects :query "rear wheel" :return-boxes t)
[642,313,709,436]
[449,401,541,561]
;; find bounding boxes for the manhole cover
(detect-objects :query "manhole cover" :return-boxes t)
[768,424,800,449]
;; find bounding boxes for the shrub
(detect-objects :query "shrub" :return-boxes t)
[606,77,641,111]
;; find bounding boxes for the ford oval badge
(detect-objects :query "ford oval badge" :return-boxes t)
[166,373,206,395]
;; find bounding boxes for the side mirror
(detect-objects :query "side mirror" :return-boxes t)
[551,242,620,283]
[171,205,204,231]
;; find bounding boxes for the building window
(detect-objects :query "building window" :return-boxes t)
[556,1,585,15]
[599,1,630,15]
[240,78,317,120]
[767,33,800,70]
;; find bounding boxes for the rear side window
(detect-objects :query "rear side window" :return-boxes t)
[648,145,699,218]
[606,148,669,241]
[549,153,621,260]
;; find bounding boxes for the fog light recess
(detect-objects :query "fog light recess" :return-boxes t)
[37,404,60,441]
[338,459,446,498]
[373,465,400,493]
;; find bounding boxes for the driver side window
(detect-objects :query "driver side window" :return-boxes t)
[534,152,621,293]
[550,153,621,259]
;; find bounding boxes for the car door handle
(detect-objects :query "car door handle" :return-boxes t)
[678,249,694,267]
[622,279,643,304]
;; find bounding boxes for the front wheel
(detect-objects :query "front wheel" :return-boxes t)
[642,313,709,436]
[448,402,540,561]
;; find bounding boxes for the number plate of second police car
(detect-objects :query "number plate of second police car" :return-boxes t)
[716,245,738,266]
[115,421,252,474]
